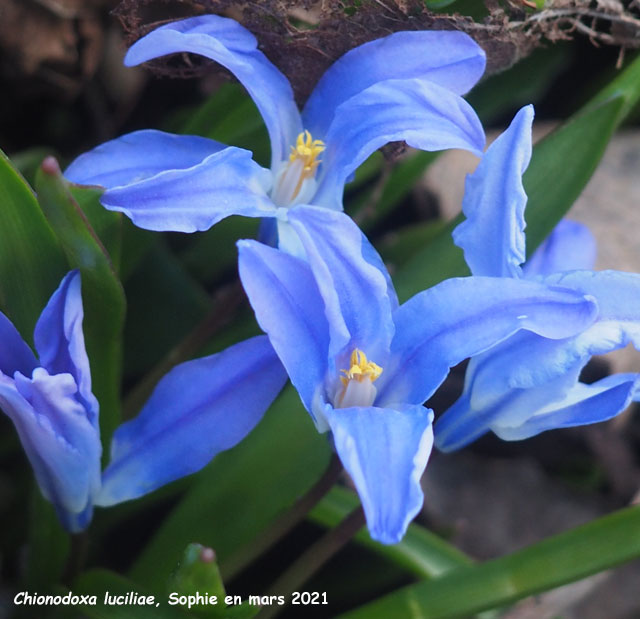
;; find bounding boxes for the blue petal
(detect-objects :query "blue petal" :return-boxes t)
[303,30,485,139]
[33,271,98,426]
[64,130,227,188]
[98,148,274,232]
[237,240,330,426]
[324,403,433,545]
[97,336,287,506]
[378,276,598,407]
[125,15,301,168]
[435,270,640,451]
[0,369,101,530]
[493,374,639,440]
[288,206,395,363]
[312,79,485,210]
[0,311,37,377]
[524,220,597,277]
[434,342,585,452]
[543,270,640,352]
[453,105,534,278]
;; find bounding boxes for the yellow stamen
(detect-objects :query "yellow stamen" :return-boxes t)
[340,349,383,386]
[289,130,325,175]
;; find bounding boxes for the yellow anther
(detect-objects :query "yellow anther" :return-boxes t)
[340,349,383,386]
[289,130,325,174]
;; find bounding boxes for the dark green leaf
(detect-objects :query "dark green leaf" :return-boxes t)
[0,150,67,340]
[340,505,640,618]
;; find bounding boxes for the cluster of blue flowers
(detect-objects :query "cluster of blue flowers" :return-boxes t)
[4,15,639,544]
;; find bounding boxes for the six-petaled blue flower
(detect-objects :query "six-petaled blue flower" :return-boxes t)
[64,14,486,253]
[237,205,600,543]
[0,271,286,531]
[435,105,640,451]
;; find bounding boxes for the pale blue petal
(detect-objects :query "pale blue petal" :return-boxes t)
[303,30,485,138]
[0,369,101,531]
[237,240,329,422]
[493,374,639,441]
[125,15,301,167]
[33,271,98,426]
[453,105,533,278]
[288,206,395,362]
[99,148,274,232]
[324,403,433,545]
[312,79,485,210]
[434,347,585,452]
[435,270,640,451]
[64,130,227,188]
[378,276,598,407]
[0,311,37,377]
[524,220,597,277]
[97,336,286,506]
[543,270,640,352]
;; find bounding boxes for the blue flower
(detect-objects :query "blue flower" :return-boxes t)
[434,105,640,451]
[237,205,599,543]
[0,271,287,531]
[64,14,486,253]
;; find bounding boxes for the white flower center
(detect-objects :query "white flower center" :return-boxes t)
[334,349,383,409]
[271,130,324,207]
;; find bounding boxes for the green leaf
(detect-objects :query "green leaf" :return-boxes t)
[340,505,640,618]
[0,150,67,340]
[169,544,226,602]
[35,158,125,448]
[179,83,270,168]
[179,218,259,286]
[168,544,259,618]
[73,569,189,619]
[70,186,123,273]
[393,52,640,302]
[129,386,330,591]
[122,241,209,378]
[310,487,472,579]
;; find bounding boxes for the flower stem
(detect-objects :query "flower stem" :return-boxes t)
[62,532,89,586]
[223,454,343,581]
[257,504,366,619]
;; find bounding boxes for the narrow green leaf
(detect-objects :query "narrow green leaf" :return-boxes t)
[309,487,472,579]
[340,505,640,619]
[70,186,123,274]
[35,158,125,448]
[129,386,331,591]
[393,52,640,302]
[0,150,67,339]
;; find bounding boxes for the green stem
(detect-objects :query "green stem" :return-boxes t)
[224,454,343,581]
[257,505,366,619]
[62,532,89,586]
